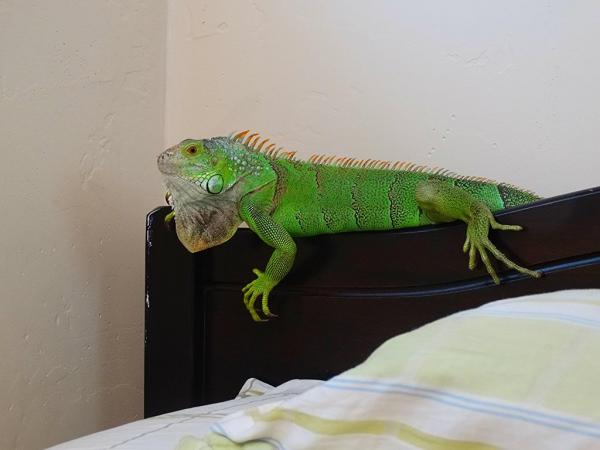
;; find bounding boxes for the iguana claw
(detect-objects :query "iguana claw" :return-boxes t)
[242,269,278,321]
[464,205,542,284]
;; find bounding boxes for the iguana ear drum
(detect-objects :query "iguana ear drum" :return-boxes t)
[207,174,224,194]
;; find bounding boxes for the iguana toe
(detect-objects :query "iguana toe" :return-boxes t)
[242,269,277,321]
[164,210,175,227]
[464,209,541,283]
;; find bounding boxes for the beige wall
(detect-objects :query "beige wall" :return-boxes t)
[2,1,600,449]
[0,1,166,449]
[166,1,600,197]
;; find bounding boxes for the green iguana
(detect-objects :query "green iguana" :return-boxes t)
[158,130,541,321]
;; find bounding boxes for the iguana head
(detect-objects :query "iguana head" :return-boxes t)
[158,137,274,252]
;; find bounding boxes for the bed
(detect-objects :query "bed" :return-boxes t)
[144,186,600,413]
[51,186,600,449]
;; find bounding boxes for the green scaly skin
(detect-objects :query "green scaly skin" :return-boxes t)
[158,135,542,321]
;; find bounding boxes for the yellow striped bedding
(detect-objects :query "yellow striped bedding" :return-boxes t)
[177,289,600,449]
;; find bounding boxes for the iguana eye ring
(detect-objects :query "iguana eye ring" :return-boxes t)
[206,174,224,194]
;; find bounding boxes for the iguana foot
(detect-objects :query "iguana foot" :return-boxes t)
[164,210,175,226]
[242,269,278,322]
[464,204,542,284]
[164,191,176,227]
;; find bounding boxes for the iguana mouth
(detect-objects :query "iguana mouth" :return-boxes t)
[157,147,178,175]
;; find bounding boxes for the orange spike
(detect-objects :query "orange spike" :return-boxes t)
[245,132,259,145]
[257,138,270,151]
[233,130,250,141]
[249,135,262,149]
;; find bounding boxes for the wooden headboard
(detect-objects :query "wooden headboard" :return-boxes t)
[144,187,600,418]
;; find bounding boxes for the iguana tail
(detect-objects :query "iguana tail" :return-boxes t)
[497,183,541,208]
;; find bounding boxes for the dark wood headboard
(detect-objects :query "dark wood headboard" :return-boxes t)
[144,187,600,418]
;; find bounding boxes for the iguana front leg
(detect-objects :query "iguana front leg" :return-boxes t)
[416,179,541,284]
[240,199,297,321]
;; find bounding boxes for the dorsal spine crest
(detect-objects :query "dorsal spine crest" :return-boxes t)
[229,130,537,195]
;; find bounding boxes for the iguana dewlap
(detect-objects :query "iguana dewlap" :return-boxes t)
[158,131,541,321]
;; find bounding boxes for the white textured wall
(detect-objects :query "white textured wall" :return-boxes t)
[166,0,600,196]
[0,1,165,449]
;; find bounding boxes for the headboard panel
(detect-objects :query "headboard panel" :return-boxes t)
[145,187,600,417]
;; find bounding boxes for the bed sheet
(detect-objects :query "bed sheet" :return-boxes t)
[46,379,322,450]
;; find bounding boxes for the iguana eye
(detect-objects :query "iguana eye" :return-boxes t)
[206,174,224,194]
[186,146,198,155]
